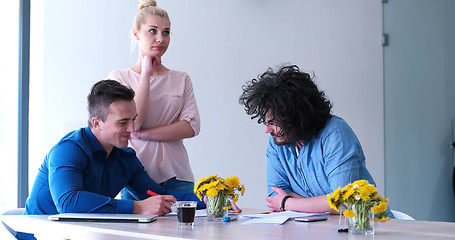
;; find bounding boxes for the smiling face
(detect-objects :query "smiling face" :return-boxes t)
[91,100,137,155]
[134,15,170,58]
[264,112,289,146]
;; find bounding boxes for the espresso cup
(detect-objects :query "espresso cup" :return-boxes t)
[171,201,197,226]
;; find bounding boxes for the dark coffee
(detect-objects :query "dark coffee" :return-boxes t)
[177,207,196,223]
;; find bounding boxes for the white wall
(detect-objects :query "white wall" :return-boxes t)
[30,0,384,210]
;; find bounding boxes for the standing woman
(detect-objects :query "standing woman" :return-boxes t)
[107,0,200,197]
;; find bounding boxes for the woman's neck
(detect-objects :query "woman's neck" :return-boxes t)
[131,61,168,76]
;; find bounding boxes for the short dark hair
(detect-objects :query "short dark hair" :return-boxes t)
[87,80,135,127]
[239,65,332,144]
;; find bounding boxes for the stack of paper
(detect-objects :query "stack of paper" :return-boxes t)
[241,211,328,225]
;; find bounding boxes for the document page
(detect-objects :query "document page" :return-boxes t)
[241,211,329,225]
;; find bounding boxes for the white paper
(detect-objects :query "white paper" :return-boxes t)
[241,211,329,225]
[242,215,290,225]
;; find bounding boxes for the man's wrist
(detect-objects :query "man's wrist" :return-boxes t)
[280,195,292,211]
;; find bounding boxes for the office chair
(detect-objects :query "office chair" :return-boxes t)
[391,210,415,220]
[1,221,17,239]
[1,208,25,215]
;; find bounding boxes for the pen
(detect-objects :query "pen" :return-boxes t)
[222,213,239,222]
[147,190,175,206]
[147,190,159,196]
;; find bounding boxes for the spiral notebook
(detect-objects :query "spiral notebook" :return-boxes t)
[48,213,157,223]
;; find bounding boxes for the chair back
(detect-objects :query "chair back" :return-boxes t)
[1,208,25,215]
[0,221,17,239]
[391,210,415,220]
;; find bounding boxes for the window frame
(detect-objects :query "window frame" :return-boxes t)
[18,0,30,208]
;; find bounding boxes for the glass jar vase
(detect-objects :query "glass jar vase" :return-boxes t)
[347,203,375,235]
[206,193,229,221]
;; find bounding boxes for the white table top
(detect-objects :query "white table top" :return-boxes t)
[2,209,455,240]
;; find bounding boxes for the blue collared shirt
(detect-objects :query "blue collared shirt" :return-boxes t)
[267,116,376,197]
[24,127,203,215]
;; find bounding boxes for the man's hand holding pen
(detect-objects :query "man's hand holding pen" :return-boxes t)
[132,190,176,216]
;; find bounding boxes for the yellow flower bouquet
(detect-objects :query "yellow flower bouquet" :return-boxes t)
[194,174,245,220]
[327,180,391,234]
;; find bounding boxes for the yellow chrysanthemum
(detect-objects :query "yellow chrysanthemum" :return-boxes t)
[226,176,240,188]
[359,187,371,201]
[225,189,235,196]
[198,184,210,193]
[216,183,226,190]
[197,177,206,184]
[372,201,388,214]
[194,177,207,192]
[196,192,203,201]
[207,174,218,181]
[342,188,354,200]
[240,184,245,195]
[343,210,355,218]
[233,194,239,203]
[352,179,368,187]
[341,184,352,193]
[331,188,342,201]
[327,194,339,211]
[366,184,376,193]
[375,216,391,223]
[206,188,218,197]
[208,180,218,188]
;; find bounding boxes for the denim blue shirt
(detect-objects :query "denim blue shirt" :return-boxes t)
[266,116,376,197]
[24,127,204,215]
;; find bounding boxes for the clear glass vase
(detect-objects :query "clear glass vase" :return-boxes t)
[347,203,375,235]
[206,193,229,221]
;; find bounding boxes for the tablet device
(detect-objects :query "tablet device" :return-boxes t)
[48,213,157,223]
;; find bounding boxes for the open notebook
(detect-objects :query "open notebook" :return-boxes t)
[48,213,158,223]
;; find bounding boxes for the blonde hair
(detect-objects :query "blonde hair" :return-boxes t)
[134,0,170,31]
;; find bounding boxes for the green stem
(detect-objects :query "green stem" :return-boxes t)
[351,202,372,231]
[207,192,227,218]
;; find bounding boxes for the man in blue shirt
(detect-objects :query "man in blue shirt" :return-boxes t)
[239,65,386,215]
[24,80,204,215]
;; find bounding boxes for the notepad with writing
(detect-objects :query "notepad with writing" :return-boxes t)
[48,213,157,223]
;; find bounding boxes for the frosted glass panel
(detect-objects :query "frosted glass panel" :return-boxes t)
[0,1,19,211]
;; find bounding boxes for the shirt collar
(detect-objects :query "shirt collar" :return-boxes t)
[83,127,120,159]
[84,126,104,152]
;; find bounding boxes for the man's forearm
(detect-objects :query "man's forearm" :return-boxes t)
[284,195,338,214]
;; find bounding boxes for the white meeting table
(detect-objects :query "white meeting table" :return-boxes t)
[2,209,455,240]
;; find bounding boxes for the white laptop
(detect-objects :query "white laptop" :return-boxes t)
[48,213,158,223]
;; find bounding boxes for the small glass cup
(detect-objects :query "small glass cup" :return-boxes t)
[171,201,197,226]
